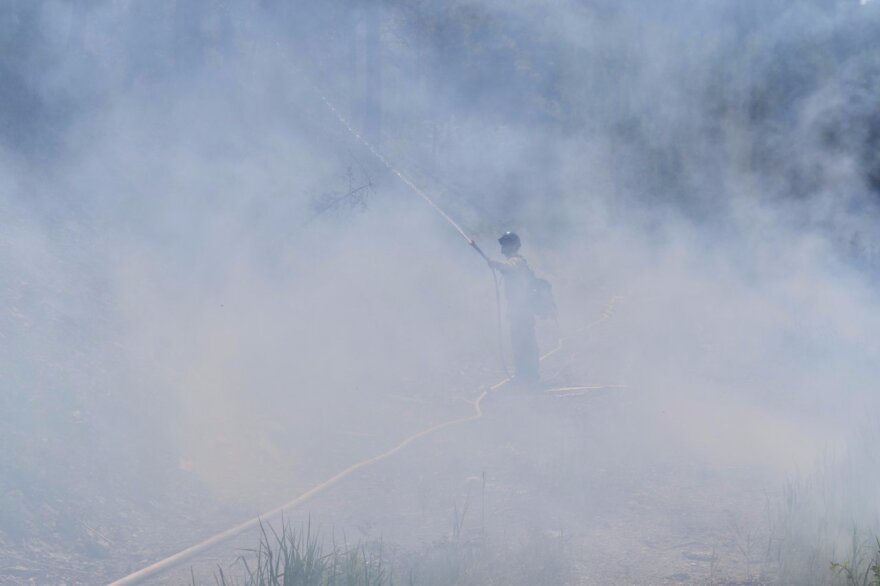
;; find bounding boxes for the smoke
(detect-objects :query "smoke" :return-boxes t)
[3,0,880,582]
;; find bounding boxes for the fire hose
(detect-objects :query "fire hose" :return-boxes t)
[107,69,616,586]
[106,297,618,586]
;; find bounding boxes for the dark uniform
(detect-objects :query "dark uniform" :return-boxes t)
[490,252,540,384]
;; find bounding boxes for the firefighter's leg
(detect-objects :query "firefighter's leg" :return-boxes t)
[510,315,539,384]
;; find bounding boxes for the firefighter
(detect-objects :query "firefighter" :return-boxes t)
[488,232,540,385]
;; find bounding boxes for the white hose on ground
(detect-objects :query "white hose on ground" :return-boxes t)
[108,71,625,586]
[105,297,619,585]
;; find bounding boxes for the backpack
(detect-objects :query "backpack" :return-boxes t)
[530,277,557,320]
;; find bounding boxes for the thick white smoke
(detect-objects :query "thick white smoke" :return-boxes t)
[3,1,880,584]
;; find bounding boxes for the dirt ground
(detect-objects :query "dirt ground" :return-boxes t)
[163,328,780,584]
[153,385,777,585]
[5,301,785,585]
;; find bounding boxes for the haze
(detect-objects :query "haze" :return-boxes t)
[2,1,880,584]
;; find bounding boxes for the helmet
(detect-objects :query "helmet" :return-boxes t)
[498,231,521,252]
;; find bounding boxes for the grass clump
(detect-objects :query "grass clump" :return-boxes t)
[197,517,571,586]
[209,520,391,586]
[768,423,880,585]
[831,536,880,586]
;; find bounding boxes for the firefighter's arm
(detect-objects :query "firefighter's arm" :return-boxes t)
[469,239,495,269]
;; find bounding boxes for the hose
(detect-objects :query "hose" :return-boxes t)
[108,68,546,586]
[107,390,490,586]
[106,298,618,585]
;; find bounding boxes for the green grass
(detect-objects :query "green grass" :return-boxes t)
[207,519,392,586]
[831,535,880,586]
[195,517,570,586]
[767,422,880,585]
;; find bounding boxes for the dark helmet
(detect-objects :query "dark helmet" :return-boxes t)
[498,231,521,252]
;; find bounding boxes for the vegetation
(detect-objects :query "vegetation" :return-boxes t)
[209,520,391,586]
[831,536,880,586]
[768,423,880,584]
[197,518,569,586]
